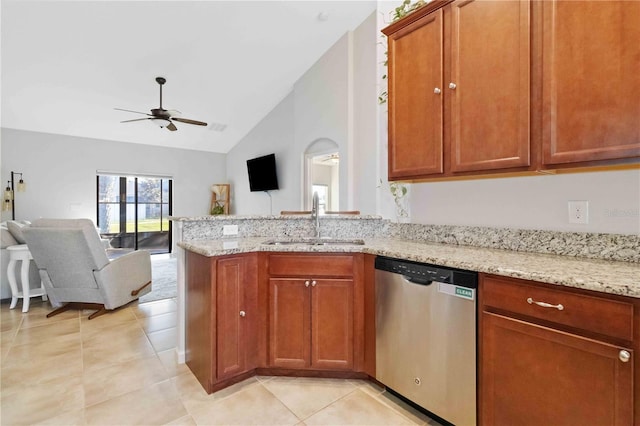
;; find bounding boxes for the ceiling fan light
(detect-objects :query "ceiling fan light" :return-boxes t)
[150,118,171,128]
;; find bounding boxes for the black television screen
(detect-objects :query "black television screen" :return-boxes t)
[247,153,279,192]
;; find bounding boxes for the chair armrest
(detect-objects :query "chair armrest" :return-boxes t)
[94,251,152,309]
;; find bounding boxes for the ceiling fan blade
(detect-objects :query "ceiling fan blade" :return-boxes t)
[166,122,178,131]
[121,118,151,123]
[114,108,152,116]
[172,117,208,126]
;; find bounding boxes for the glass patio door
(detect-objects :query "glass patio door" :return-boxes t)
[97,174,172,254]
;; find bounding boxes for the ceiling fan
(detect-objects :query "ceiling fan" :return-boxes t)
[115,77,207,131]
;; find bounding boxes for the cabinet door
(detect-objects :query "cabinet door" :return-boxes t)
[387,8,444,178]
[216,256,249,380]
[450,0,530,172]
[481,312,633,425]
[269,278,311,368]
[311,279,354,370]
[542,0,640,165]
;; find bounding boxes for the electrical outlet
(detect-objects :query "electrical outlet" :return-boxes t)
[568,201,589,224]
[223,225,238,236]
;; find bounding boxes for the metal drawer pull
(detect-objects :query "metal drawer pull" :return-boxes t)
[619,350,630,363]
[434,87,441,94]
[527,297,564,311]
[305,280,310,287]
[311,280,317,287]
[449,82,457,90]
[239,310,246,317]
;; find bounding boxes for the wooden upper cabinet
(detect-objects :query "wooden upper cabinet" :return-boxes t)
[450,0,530,172]
[386,8,444,178]
[542,0,640,165]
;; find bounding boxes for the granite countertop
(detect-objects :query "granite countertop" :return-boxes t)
[169,214,383,221]
[178,237,640,299]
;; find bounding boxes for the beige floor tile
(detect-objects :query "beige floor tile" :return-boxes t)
[262,376,358,420]
[81,317,145,343]
[171,372,218,414]
[190,382,299,426]
[1,348,84,396]
[83,354,170,407]
[3,332,81,367]
[1,328,18,351]
[304,389,417,425]
[131,299,177,319]
[34,408,86,425]
[164,414,197,426]
[1,314,22,332]
[147,327,177,352]
[349,379,385,397]
[20,305,79,329]
[84,379,188,425]
[0,373,84,425]
[139,311,177,334]
[157,348,191,378]
[12,317,80,346]
[82,332,156,372]
[80,306,138,335]
[374,391,439,426]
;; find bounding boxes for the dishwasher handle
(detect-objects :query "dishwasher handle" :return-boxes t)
[402,276,433,286]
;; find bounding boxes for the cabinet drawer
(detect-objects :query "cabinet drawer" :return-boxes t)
[269,254,354,277]
[482,275,634,342]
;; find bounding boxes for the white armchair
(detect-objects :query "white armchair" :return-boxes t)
[23,218,152,319]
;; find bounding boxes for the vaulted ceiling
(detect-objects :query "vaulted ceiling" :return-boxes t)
[1,1,377,153]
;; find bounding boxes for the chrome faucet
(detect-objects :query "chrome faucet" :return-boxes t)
[311,191,320,238]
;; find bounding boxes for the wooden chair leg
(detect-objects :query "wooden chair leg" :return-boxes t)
[46,304,73,318]
[47,302,107,320]
[131,280,152,296]
[87,307,108,320]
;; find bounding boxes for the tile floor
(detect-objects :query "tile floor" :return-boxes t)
[1,298,442,425]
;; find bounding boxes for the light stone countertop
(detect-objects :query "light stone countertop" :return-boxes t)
[178,237,640,299]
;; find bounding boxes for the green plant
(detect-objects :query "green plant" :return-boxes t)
[379,0,428,105]
[211,203,225,215]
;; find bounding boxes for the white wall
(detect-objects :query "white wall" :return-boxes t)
[226,93,296,215]
[294,32,350,211]
[227,11,379,216]
[1,128,227,222]
[352,11,379,215]
[408,170,640,234]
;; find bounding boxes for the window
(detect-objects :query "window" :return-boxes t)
[97,174,172,254]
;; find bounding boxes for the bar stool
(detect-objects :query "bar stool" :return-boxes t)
[7,244,47,312]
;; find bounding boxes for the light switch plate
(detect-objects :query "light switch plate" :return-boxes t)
[223,225,238,236]
[568,200,589,224]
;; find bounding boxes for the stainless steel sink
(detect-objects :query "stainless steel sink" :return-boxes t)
[262,238,365,246]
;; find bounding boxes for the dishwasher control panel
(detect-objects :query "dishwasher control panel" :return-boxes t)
[375,256,477,288]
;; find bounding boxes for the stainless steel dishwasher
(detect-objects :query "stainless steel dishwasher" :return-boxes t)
[375,256,478,426]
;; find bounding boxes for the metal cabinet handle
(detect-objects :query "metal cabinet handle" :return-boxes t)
[305,280,310,287]
[449,82,457,90]
[239,310,246,317]
[527,297,564,311]
[434,87,441,94]
[311,280,317,287]
[619,350,631,363]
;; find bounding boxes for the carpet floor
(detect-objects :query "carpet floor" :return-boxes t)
[139,255,177,303]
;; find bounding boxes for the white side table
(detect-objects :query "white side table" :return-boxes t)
[7,244,47,313]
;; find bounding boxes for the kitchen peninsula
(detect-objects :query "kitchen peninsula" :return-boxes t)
[172,215,640,424]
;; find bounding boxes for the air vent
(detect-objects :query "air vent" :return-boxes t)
[209,122,227,132]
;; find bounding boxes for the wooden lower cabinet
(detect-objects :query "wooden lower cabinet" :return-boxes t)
[269,277,354,370]
[266,253,364,372]
[185,251,257,393]
[480,274,637,425]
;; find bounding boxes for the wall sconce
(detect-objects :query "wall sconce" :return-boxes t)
[3,172,26,220]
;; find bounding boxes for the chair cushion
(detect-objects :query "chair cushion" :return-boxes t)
[1,227,18,248]
[7,221,28,244]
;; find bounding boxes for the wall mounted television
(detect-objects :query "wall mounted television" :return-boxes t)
[246,153,279,192]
